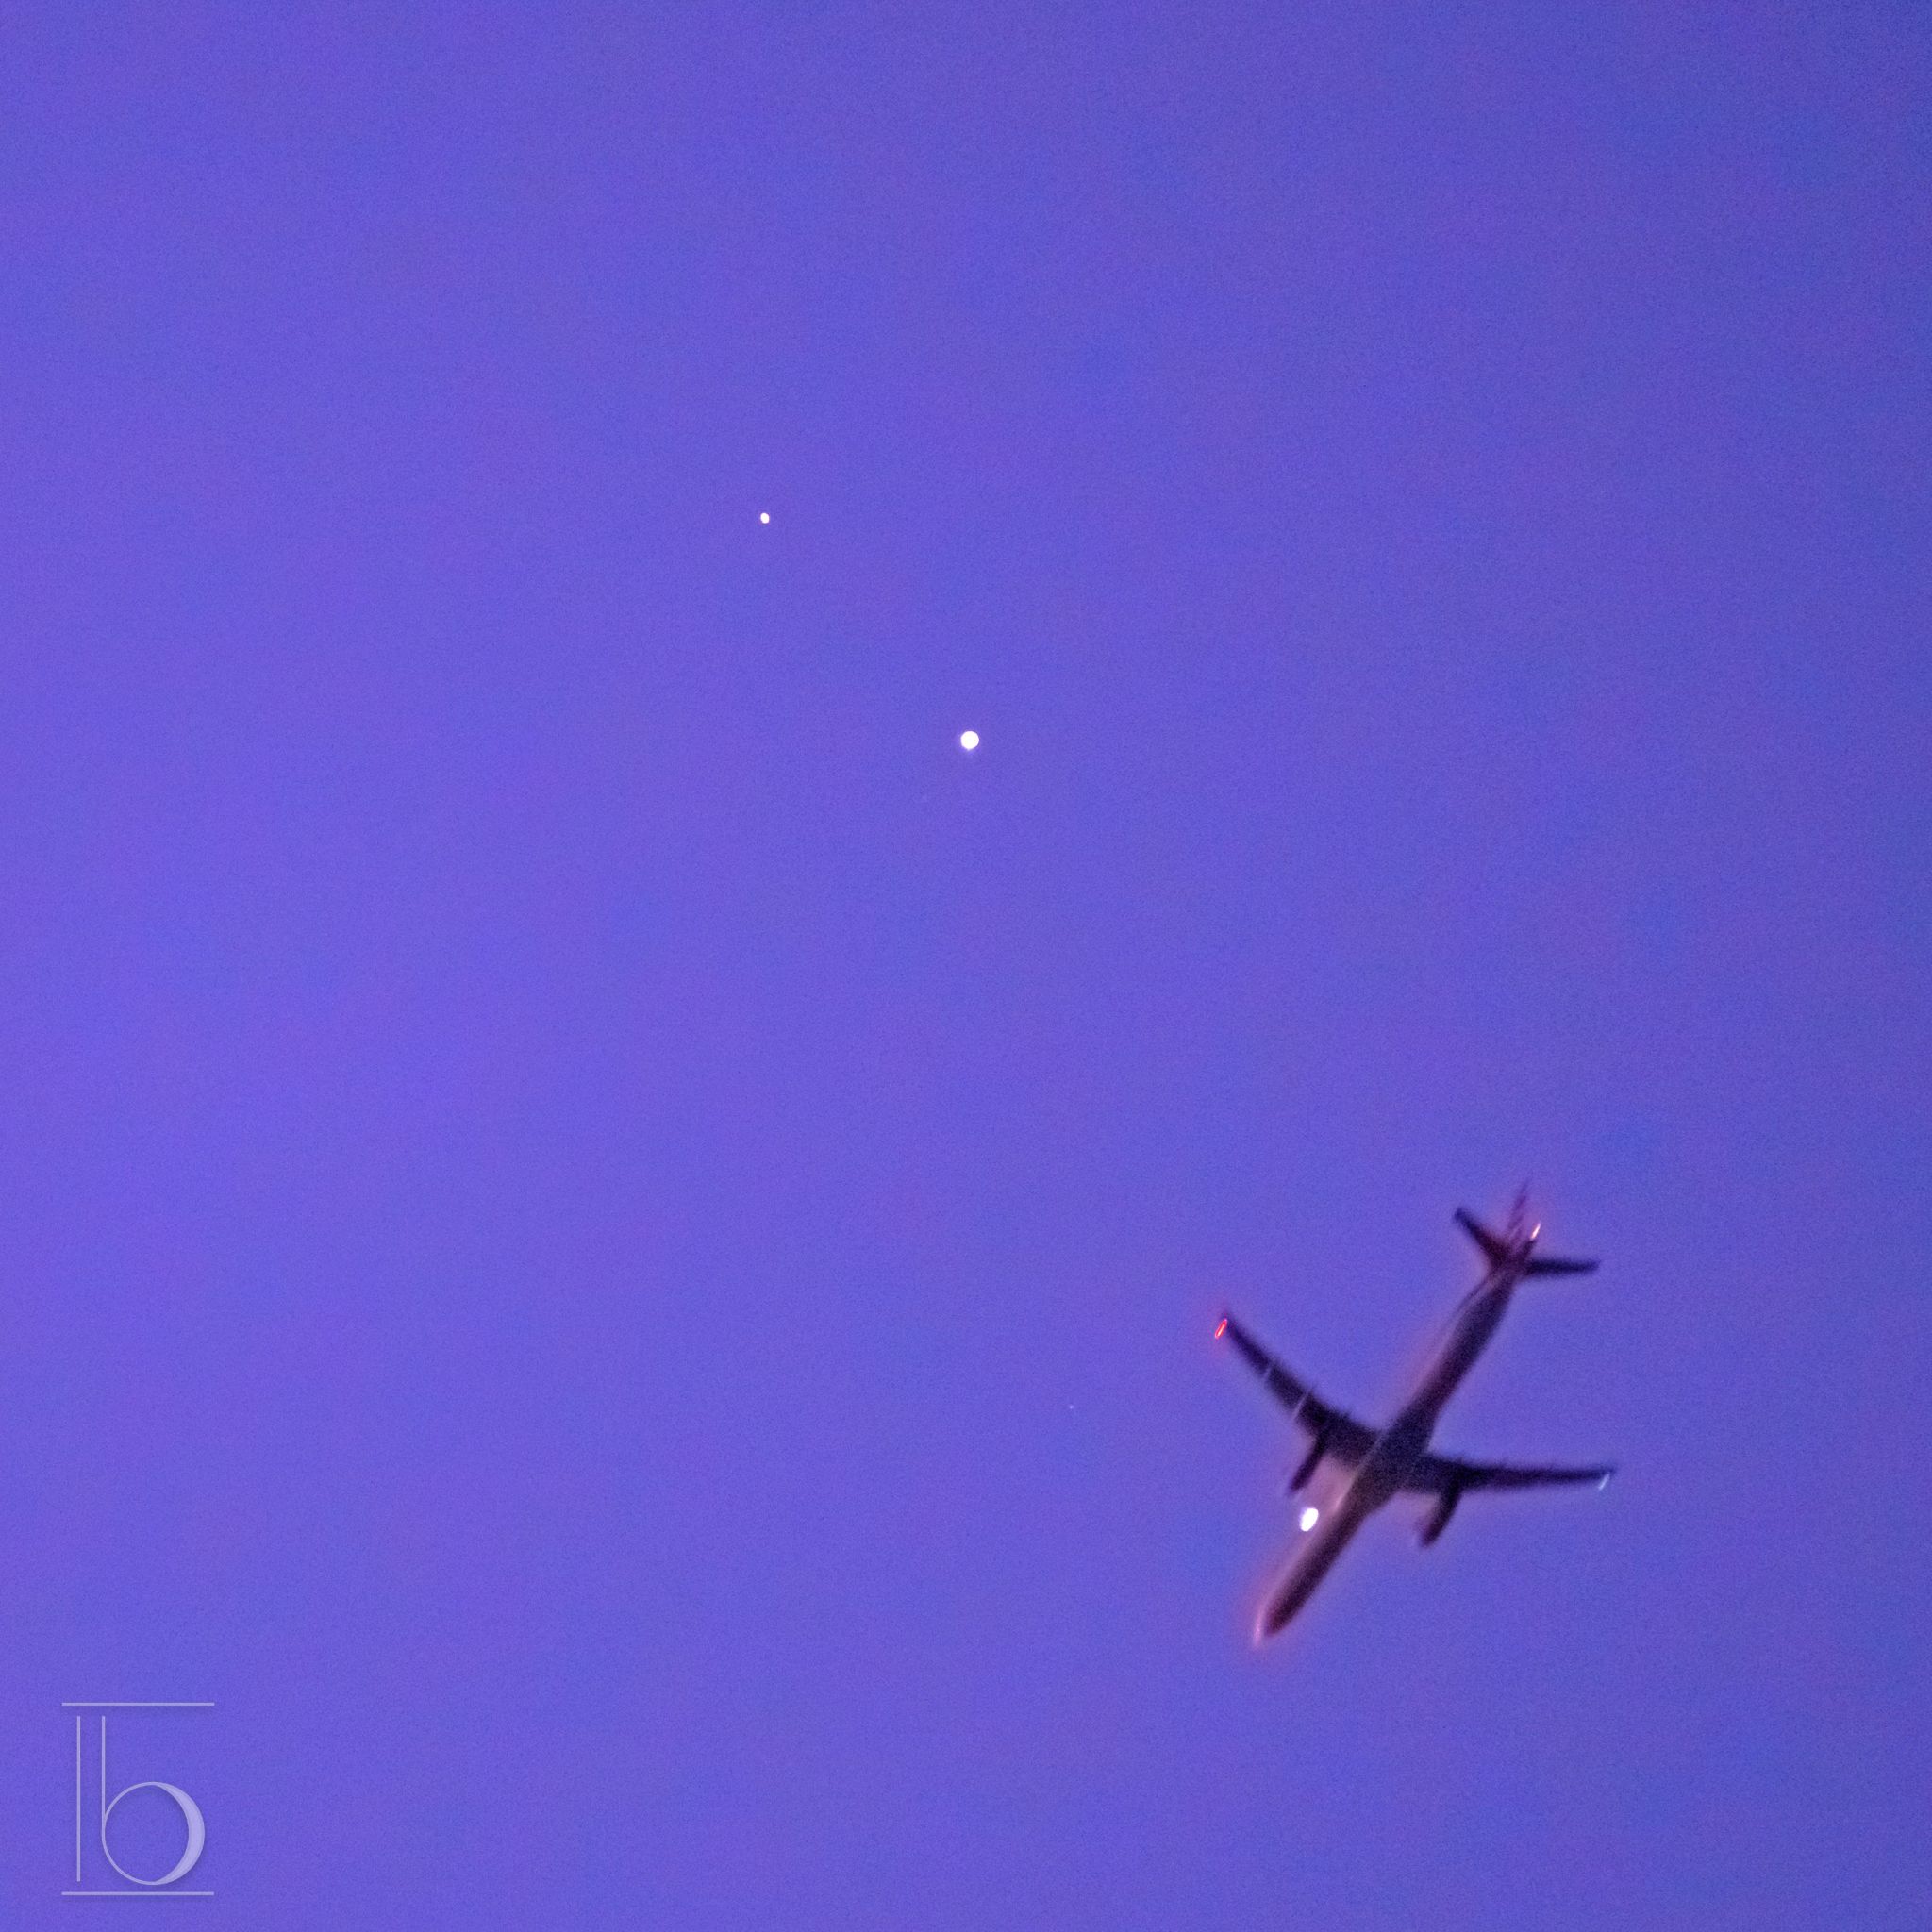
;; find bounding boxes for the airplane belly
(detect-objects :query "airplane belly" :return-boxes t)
[1254,1487,1374,1641]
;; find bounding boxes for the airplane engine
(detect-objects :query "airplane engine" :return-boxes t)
[1286,1431,1327,1494]
[1419,1488,1461,1548]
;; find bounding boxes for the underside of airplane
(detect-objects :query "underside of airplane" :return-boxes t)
[1219,1198,1615,1637]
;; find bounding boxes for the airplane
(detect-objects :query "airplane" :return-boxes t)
[1217,1191,1614,1641]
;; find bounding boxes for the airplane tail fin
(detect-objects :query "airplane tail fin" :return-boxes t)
[1455,1207,1598,1277]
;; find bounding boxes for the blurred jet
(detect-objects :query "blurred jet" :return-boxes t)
[1217,1191,1614,1642]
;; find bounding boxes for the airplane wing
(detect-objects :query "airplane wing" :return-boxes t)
[1216,1312,1378,1465]
[1404,1452,1615,1494]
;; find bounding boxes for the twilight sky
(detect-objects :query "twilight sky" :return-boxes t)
[0,5,1925,1927]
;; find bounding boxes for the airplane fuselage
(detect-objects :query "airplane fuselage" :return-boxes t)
[1256,1259,1524,1637]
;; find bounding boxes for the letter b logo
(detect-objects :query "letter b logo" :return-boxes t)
[65,1705,213,1899]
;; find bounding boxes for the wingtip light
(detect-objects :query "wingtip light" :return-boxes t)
[1213,1315,1228,1340]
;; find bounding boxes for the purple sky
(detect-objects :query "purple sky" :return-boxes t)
[0,5,1925,1926]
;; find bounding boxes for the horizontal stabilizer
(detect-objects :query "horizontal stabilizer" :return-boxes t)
[1525,1253,1598,1277]
[1454,1208,1509,1269]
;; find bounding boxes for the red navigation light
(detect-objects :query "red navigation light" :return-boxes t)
[1213,1316,1229,1340]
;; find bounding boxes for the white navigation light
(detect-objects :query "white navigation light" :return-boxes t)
[958,729,980,751]
[758,511,771,524]
[1299,1506,1320,1533]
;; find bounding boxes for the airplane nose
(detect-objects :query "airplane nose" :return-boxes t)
[1255,1595,1296,1643]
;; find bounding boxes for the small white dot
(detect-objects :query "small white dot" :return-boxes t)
[958,729,980,751]
[1299,1506,1320,1532]
[758,511,771,525]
